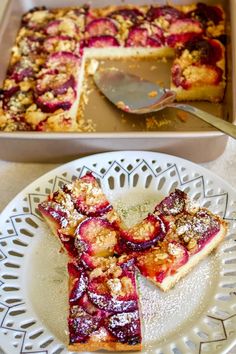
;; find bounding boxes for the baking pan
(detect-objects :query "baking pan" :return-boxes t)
[0,0,235,163]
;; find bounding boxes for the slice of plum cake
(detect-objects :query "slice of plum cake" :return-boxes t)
[38,172,120,257]
[128,189,227,291]
[67,256,142,351]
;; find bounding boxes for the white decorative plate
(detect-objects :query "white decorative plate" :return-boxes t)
[0,151,236,354]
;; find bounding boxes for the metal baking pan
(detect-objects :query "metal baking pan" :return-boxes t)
[0,0,235,163]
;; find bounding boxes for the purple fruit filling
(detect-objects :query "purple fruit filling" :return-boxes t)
[69,271,88,304]
[187,3,223,26]
[88,287,138,314]
[46,51,80,73]
[146,5,184,22]
[118,214,167,252]
[35,84,76,113]
[43,35,80,55]
[45,19,77,36]
[177,37,223,65]
[36,71,76,95]
[166,33,202,47]
[38,201,69,228]
[68,311,101,343]
[125,27,148,47]
[75,217,118,256]
[86,18,118,37]
[108,8,143,22]
[175,210,221,252]
[107,311,141,345]
[155,189,187,216]
[87,35,120,48]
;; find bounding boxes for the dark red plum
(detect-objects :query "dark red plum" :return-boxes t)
[75,217,118,257]
[108,8,144,22]
[45,19,78,37]
[146,5,184,22]
[176,37,223,65]
[126,27,148,47]
[88,277,138,313]
[155,189,187,216]
[38,201,69,230]
[187,3,224,26]
[46,51,80,74]
[86,18,118,37]
[36,71,76,95]
[35,87,76,113]
[87,35,120,48]
[69,270,88,304]
[8,60,35,83]
[118,214,167,252]
[175,210,221,253]
[43,35,80,55]
[63,173,113,217]
[107,311,141,345]
[68,310,101,343]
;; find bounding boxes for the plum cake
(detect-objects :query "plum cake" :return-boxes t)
[38,173,227,351]
[0,2,226,132]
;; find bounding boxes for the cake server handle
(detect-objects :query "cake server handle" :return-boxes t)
[168,103,236,139]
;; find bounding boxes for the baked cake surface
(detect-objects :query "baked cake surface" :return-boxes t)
[38,173,227,351]
[0,2,226,132]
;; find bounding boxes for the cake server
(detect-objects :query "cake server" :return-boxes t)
[94,68,236,139]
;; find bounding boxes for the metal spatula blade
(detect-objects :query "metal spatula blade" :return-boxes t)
[93,67,175,113]
[94,68,236,139]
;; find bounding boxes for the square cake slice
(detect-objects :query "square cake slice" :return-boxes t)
[67,256,142,351]
[38,172,121,257]
[134,189,228,291]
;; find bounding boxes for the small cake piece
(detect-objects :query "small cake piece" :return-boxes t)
[171,36,226,102]
[135,189,228,291]
[67,256,142,351]
[38,172,120,257]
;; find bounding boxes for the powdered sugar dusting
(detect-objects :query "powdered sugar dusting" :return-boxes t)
[140,252,220,347]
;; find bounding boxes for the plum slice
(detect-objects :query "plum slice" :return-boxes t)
[18,35,44,55]
[69,268,88,304]
[88,274,138,313]
[175,209,221,253]
[187,3,224,26]
[87,35,120,48]
[172,62,223,90]
[45,18,78,37]
[166,18,203,47]
[38,201,69,229]
[35,86,76,113]
[108,8,144,22]
[43,35,80,55]
[107,311,141,345]
[126,27,148,47]
[118,214,167,252]
[63,173,112,217]
[155,189,187,216]
[8,59,35,83]
[136,241,189,283]
[46,51,80,75]
[36,70,76,95]
[85,18,118,37]
[125,24,164,47]
[68,308,101,344]
[75,217,118,257]
[177,37,224,65]
[146,5,184,22]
